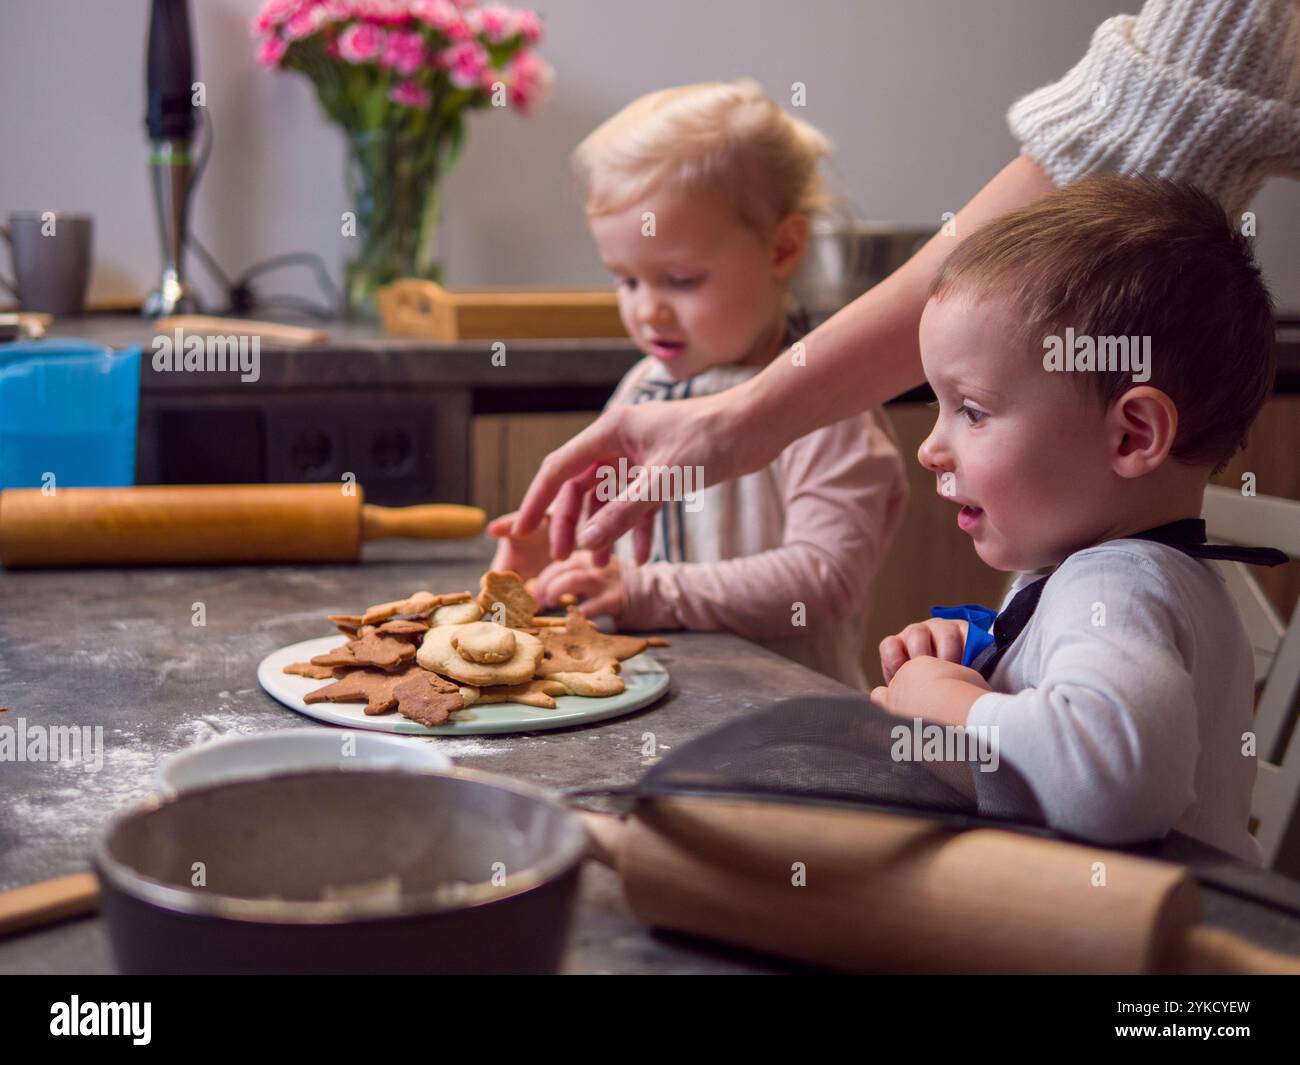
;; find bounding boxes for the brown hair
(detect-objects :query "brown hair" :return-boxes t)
[928,175,1275,471]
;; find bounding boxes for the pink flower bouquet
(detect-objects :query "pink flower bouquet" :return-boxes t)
[252,0,554,311]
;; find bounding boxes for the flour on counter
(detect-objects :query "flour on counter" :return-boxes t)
[416,736,513,758]
[4,735,160,885]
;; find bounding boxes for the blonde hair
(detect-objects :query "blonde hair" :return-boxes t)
[572,78,832,235]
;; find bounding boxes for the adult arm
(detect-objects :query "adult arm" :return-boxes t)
[515,153,1056,561]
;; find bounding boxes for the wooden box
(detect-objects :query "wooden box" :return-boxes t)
[376,279,626,340]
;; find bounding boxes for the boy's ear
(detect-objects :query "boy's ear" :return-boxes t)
[769,213,809,280]
[1107,385,1179,478]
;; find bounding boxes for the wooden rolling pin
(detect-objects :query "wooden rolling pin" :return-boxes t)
[0,873,99,939]
[0,484,485,567]
[586,799,1300,974]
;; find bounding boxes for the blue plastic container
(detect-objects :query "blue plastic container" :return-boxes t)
[0,339,141,489]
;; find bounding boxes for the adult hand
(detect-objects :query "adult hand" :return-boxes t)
[512,388,779,565]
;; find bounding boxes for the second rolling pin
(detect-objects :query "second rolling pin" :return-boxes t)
[0,484,485,567]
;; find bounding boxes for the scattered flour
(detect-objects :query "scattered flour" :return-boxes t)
[5,733,162,883]
[415,736,513,758]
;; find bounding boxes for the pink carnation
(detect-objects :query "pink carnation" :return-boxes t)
[507,49,553,112]
[439,40,489,89]
[284,5,327,39]
[514,9,542,44]
[382,30,426,74]
[354,0,410,25]
[321,0,354,18]
[338,21,386,62]
[250,0,300,37]
[412,0,471,40]
[390,79,432,108]
[257,0,302,26]
[470,3,514,43]
[257,34,289,67]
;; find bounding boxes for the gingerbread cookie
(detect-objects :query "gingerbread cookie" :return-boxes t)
[536,609,648,676]
[477,571,539,628]
[375,618,430,637]
[417,621,543,686]
[393,671,464,727]
[311,630,416,671]
[361,590,472,627]
[304,665,420,715]
[283,661,336,680]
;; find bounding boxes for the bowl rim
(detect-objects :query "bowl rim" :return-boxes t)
[93,766,588,925]
[155,727,453,793]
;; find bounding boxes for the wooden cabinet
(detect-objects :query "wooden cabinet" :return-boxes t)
[472,413,599,522]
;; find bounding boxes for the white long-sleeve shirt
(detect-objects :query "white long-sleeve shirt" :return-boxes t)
[967,538,1263,864]
[1008,0,1300,217]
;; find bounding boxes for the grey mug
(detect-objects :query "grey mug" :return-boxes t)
[0,212,93,316]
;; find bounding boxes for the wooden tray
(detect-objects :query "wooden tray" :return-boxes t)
[376,279,625,340]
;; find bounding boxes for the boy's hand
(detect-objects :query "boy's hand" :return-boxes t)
[870,656,991,727]
[879,618,969,683]
[534,552,626,619]
[488,511,553,581]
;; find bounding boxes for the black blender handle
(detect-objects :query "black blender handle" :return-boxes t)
[145,0,196,141]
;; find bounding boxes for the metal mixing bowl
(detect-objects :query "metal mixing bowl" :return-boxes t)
[94,767,588,974]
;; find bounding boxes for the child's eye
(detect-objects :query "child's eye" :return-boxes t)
[617,277,638,291]
[667,275,702,291]
[957,403,987,425]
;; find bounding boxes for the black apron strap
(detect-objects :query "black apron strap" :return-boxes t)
[972,518,1287,681]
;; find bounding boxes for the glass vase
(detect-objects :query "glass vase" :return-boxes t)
[343,126,456,318]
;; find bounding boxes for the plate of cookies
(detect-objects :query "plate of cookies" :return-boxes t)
[257,570,670,735]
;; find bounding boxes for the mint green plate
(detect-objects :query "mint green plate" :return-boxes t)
[258,635,670,735]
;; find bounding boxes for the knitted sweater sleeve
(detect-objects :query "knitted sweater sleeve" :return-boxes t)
[1008,0,1300,214]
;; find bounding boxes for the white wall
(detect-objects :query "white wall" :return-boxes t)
[2,0,1297,312]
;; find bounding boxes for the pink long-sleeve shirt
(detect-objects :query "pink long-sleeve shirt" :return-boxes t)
[609,357,908,690]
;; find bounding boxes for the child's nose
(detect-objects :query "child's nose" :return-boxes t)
[917,427,951,473]
[637,293,672,326]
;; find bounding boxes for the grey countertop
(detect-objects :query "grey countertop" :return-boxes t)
[38,313,1300,394]
[0,538,838,974]
[4,539,1300,974]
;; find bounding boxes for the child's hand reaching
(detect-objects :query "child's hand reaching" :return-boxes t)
[488,511,553,581]
[878,618,969,683]
[534,552,626,618]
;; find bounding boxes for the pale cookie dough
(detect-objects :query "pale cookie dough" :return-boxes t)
[362,590,472,626]
[451,623,516,664]
[417,622,543,686]
[546,669,625,698]
[473,679,568,709]
[432,600,483,626]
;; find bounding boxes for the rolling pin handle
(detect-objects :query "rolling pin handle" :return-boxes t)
[0,872,100,939]
[360,503,486,542]
[1177,923,1300,975]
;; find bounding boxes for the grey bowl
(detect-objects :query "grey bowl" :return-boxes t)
[93,767,587,974]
